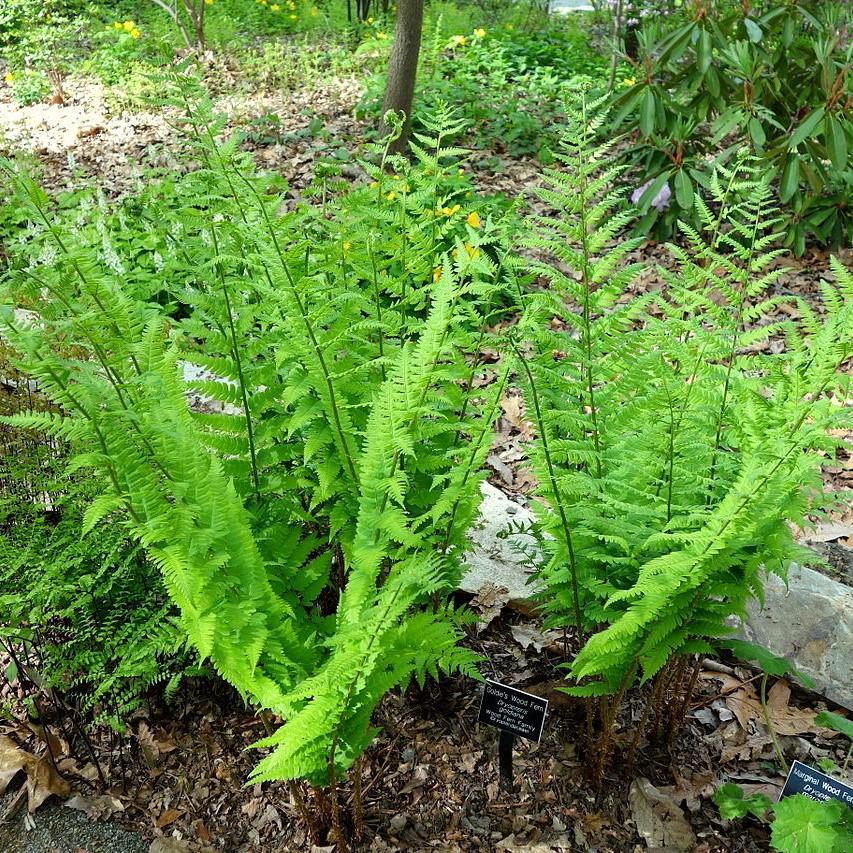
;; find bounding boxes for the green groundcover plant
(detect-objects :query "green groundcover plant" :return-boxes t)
[360,21,608,157]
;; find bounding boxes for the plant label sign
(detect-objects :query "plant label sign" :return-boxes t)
[780,760,853,809]
[478,680,548,742]
[478,680,548,794]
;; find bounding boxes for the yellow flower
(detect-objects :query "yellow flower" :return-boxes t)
[505,23,513,30]
[464,242,480,258]
[3,72,14,83]
[112,21,123,29]
[449,35,467,48]
[473,28,486,38]
[343,241,352,252]
[370,181,379,188]
[466,211,481,228]
[385,191,396,201]
[376,31,387,40]
[367,16,374,23]
[457,168,465,176]
[270,3,280,9]
[130,28,140,38]
[432,266,442,282]
[622,76,636,87]
[204,0,214,5]
[123,20,135,32]
[289,13,296,19]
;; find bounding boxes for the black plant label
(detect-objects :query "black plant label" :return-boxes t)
[477,680,548,742]
[780,760,853,809]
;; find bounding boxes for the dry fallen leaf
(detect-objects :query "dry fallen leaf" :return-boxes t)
[500,394,535,441]
[156,807,185,828]
[0,734,71,812]
[510,623,548,652]
[65,793,125,820]
[0,735,29,795]
[628,777,696,852]
[470,583,511,631]
[724,678,831,737]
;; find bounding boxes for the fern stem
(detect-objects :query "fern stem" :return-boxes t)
[706,189,763,503]
[662,373,676,523]
[668,655,702,744]
[577,94,604,480]
[209,223,261,501]
[512,340,583,633]
[234,171,361,486]
[368,242,386,378]
[440,359,510,554]
[11,174,142,377]
[35,354,141,525]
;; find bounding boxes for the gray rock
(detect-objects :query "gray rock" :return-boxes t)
[734,563,853,711]
[460,482,543,601]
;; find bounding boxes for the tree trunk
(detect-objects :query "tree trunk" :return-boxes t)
[380,0,424,153]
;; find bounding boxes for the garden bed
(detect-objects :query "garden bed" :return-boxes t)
[2,5,852,850]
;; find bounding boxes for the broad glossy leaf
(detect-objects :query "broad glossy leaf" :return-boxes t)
[697,29,712,74]
[825,115,848,171]
[789,107,826,150]
[780,156,800,203]
[640,88,656,137]
[749,116,766,150]
[674,169,694,210]
[744,18,763,44]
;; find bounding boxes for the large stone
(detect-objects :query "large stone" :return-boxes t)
[734,563,853,711]
[460,482,543,602]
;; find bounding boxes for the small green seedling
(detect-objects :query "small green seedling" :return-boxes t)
[715,645,853,852]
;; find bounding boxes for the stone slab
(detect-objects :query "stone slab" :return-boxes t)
[734,563,853,711]
[460,482,543,601]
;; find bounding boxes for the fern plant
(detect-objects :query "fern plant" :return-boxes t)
[0,81,512,846]
[515,90,853,783]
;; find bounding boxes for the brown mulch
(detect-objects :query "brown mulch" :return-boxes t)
[3,602,852,852]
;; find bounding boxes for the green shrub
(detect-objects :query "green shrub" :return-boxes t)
[609,0,852,253]
[0,86,511,839]
[361,25,605,157]
[514,91,852,781]
[3,69,52,106]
